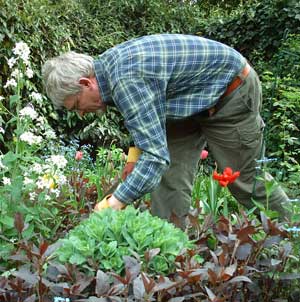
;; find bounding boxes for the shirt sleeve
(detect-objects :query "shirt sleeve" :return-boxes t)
[111,77,170,204]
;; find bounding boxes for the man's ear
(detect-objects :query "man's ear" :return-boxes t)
[78,77,92,87]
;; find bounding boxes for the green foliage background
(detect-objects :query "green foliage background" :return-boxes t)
[0,0,299,182]
[203,0,300,60]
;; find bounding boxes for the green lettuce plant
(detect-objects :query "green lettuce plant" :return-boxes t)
[55,206,193,275]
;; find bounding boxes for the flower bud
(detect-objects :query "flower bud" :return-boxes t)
[200,150,208,160]
[75,151,83,161]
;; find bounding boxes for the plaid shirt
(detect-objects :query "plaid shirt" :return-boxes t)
[94,34,246,204]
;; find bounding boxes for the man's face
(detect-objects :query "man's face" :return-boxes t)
[64,77,106,117]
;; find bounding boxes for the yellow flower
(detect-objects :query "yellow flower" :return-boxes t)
[42,174,56,189]
[49,179,55,189]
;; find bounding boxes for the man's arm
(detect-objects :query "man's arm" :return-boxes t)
[112,78,170,204]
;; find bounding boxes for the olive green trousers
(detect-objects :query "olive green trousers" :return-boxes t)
[151,68,289,226]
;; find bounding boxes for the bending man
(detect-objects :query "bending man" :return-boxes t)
[42,34,288,227]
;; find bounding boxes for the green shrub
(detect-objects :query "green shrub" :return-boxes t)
[0,0,129,152]
[55,206,193,275]
[2,0,298,152]
[80,0,203,37]
[202,0,300,61]
[0,0,206,152]
[259,34,300,196]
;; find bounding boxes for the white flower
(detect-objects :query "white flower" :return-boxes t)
[29,192,37,201]
[7,57,17,69]
[36,116,47,131]
[13,42,30,64]
[32,163,43,174]
[0,155,5,170]
[25,67,33,79]
[57,174,67,185]
[4,78,17,89]
[36,180,45,189]
[42,164,51,174]
[19,106,38,120]
[11,69,23,79]
[51,188,60,198]
[47,155,68,169]
[0,96,4,101]
[37,116,45,124]
[34,136,43,144]
[30,92,43,102]
[36,116,45,126]
[24,177,34,185]
[2,177,11,185]
[0,127,4,134]
[20,131,43,145]
[44,129,56,139]
[37,173,58,191]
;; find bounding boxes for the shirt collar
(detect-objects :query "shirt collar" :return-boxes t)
[93,59,112,105]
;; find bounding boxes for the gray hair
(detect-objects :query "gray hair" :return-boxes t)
[42,51,95,109]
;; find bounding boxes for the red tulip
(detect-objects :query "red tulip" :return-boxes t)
[213,167,240,187]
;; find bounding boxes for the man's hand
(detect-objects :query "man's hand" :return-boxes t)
[94,194,126,212]
[108,195,126,210]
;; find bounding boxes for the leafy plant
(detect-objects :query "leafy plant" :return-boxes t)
[85,145,126,201]
[259,35,300,199]
[203,0,300,61]
[182,212,297,302]
[2,210,299,301]
[55,206,193,275]
[192,167,240,222]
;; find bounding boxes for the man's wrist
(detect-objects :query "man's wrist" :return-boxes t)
[108,194,126,210]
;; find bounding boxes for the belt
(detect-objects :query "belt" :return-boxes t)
[222,63,251,98]
[208,63,251,116]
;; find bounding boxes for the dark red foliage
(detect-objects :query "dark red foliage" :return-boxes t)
[1,211,297,302]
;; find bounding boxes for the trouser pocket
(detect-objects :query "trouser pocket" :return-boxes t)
[238,116,265,150]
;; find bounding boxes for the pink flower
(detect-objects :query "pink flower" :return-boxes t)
[75,151,83,161]
[200,150,208,160]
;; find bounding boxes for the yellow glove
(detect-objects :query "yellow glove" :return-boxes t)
[122,147,142,180]
[94,194,126,212]
[94,194,112,212]
[127,146,142,163]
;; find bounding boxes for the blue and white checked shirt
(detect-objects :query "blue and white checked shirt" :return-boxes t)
[94,34,246,204]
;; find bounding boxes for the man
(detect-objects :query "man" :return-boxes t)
[42,34,288,227]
